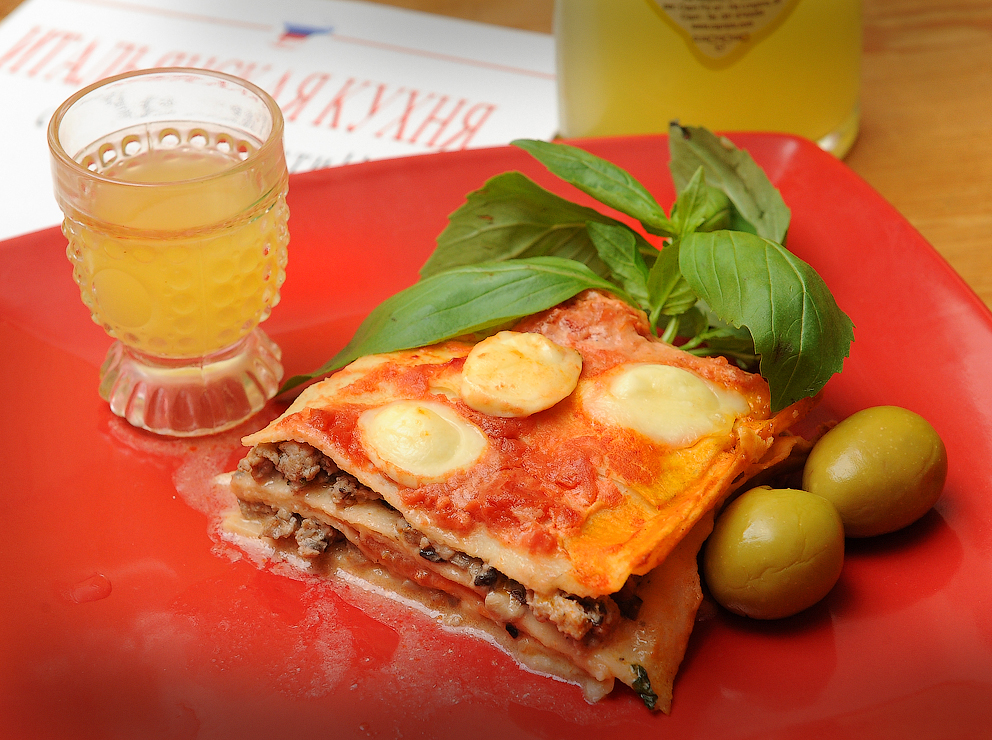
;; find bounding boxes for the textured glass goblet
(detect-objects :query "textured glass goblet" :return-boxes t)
[48,68,289,436]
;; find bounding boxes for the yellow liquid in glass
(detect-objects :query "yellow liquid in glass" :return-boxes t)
[65,133,289,359]
[555,0,861,155]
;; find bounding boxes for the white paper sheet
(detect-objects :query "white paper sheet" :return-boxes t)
[0,0,557,240]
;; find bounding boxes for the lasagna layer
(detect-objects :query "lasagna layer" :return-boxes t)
[225,441,711,711]
[226,290,815,710]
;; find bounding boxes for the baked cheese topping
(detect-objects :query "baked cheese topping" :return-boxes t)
[358,400,488,487]
[584,364,750,447]
[460,331,582,417]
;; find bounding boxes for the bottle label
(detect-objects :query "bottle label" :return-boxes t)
[651,0,799,60]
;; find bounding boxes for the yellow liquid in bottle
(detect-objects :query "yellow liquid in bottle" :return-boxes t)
[65,129,289,359]
[555,0,861,156]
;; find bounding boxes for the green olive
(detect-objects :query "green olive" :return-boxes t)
[802,406,947,537]
[703,487,845,620]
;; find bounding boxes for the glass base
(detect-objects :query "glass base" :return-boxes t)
[99,328,284,437]
[817,104,860,159]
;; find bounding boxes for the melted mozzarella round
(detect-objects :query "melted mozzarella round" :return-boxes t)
[358,400,488,487]
[585,364,750,446]
[460,331,582,417]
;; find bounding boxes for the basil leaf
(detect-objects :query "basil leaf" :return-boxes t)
[671,167,734,235]
[668,123,790,243]
[673,304,709,339]
[670,166,713,238]
[424,172,607,278]
[679,230,854,411]
[697,186,733,232]
[586,221,650,308]
[424,172,656,279]
[660,305,710,345]
[281,257,627,393]
[646,241,696,327]
[512,138,675,237]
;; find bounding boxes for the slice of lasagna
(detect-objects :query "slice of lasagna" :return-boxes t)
[222,290,813,711]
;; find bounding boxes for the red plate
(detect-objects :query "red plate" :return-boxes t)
[2,134,991,740]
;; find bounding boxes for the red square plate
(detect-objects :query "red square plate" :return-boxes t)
[2,134,992,740]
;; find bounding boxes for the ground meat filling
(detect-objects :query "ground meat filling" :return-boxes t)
[265,506,298,539]
[528,590,619,641]
[237,500,344,559]
[295,517,338,558]
[238,441,379,505]
[239,441,328,487]
[400,520,619,641]
[236,440,629,641]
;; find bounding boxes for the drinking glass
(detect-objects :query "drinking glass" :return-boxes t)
[555,0,862,157]
[48,68,289,436]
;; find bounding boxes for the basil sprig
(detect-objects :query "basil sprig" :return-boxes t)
[284,125,853,411]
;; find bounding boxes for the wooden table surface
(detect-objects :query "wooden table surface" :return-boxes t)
[4,0,989,310]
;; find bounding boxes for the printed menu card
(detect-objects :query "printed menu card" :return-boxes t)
[0,0,557,240]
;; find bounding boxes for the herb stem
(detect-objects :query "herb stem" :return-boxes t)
[660,315,679,344]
